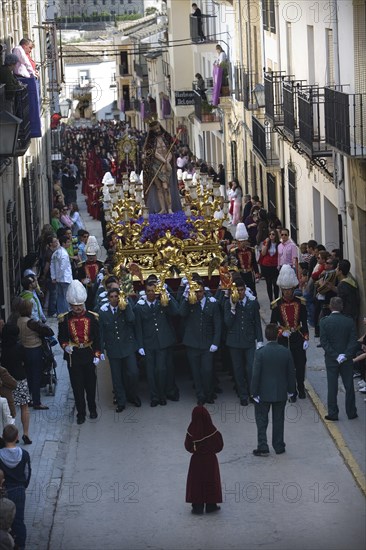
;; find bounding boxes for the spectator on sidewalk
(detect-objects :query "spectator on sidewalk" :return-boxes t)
[50,235,73,314]
[1,324,32,445]
[259,229,280,303]
[50,208,62,233]
[277,228,298,272]
[185,406,223,514]
[17,300,53,410]
[0,425,31,550]
[335,260,360,324]
[0,487,16,550]
[20,276,46,323]
[41,235,59,318]
[60,205,73,230]
[0,366,17,419]
[69,203,85,235]
[320,296,358,421]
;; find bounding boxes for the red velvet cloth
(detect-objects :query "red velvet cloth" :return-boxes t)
[185,406,223,504]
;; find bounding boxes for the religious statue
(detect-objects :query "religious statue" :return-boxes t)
[142,121,181,214]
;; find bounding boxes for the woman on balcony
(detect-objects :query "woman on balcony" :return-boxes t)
[0,54,24,101]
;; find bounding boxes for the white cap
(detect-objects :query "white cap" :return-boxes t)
[129,171,138,183]
[86,236,100,256]
[102,172,115,185]
[177,169,183,180]
[66,280,87,305]
[235,223,249,241]
[276,264,299,289]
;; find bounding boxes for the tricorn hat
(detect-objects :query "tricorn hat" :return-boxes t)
[235,223,249,241]
[102,172,115,185]
[276,264,299,289]
[66,280,88,305]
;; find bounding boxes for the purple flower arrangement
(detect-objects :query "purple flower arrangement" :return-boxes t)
[137,211,200,244]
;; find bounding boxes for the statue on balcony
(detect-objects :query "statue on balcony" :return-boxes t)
[142,121,182,214]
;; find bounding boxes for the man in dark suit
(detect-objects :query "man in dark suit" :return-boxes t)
[224,277,263,406]
[99,288,140,412]
[134,280,179,406]
[180,279,221,404]
[320,296,358,421]
[251,323,296,456]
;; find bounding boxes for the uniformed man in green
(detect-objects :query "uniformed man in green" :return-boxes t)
[251,323,296,456]
[320,296,358,421]
[224,276,263,406]
[99,288,141,412]
[179,279,221,404]
[134,280,179,406]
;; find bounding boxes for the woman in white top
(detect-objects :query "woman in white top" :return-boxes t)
[0,397,15,435]
[69,203,85,235]
[231,180,243,226]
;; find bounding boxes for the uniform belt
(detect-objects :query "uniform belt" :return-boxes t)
[280,325,301,334]
[240,269,252,273]
[70,342,93,349]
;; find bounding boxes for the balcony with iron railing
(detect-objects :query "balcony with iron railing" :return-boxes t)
[0,84,32,158]
[298,87,332,158]
[252,115,280,167]
[264,71,299,127]
[193,90,220,124]
[324,87,365,158]
[119,64,130,77]
[190,14,217,44]
[121,98,141,113]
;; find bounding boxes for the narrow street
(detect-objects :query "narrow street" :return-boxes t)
[18,194,365,550]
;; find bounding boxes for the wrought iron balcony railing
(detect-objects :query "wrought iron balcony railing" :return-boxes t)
[252,116,280,167]
[13,87,32,156]
[282,80,305,141]
[121,99,141,113]
[298,87,332,158]
[233,65,251,108]
[193,91,220,123]
[324,87,365,157]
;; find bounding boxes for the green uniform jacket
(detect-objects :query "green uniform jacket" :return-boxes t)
[251,342,296,401]
[224,298,263,348]
[179,297,221,349]
[134,297,179,350]
[320,312,358,366]
[99,301,137,359]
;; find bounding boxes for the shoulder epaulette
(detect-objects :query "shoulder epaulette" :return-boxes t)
[57,312,68,322]
[88,311,99,319]
[270,298,281,309]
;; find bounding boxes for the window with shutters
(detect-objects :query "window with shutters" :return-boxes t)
[262,1,276,33]
[287,165,298,243]
[6,201,21,300]
[325,29,334,86]
[354,1,366,149]
[267,173,276,214]
[230,141,238,181]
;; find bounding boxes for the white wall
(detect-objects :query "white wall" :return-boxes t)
[64,60,117,120]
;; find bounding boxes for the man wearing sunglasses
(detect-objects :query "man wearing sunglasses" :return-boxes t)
[277,229,299,273]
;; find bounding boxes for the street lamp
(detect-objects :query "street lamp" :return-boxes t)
[252,83,265,108]
[0,110,21,156]
[59,98,71,118]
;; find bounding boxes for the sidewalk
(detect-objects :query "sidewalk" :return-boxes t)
[255,278,366,485]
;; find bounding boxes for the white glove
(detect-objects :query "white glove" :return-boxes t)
[183,284,190,299]
[181,277,188,286]
[209,345,218,353]
[224,289,229,297]
[337,354,346,364]
[282,331,290,338]
[256,342,264,350]
[100,353,106,361]
[64,345,73,355]
[253,396,260,403]
[287,393,294,402]
[303,341,309,351]
[245,288,256,301]
[93,357,100,366]
[138,348,145,356]
[83,278,91,284]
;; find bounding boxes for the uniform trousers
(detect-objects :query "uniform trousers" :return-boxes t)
[228,346,255,400]
[254,401,286,453]
[108,354,138,407]
[186,347,214,402]
[67,348,97,418]
[278,337,306,395]
[145,348,169,401]
[326,361,357,419]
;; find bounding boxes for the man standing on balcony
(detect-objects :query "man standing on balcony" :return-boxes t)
[12,38,38,78]
[142,121,181,214]
[192,4,205,42]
